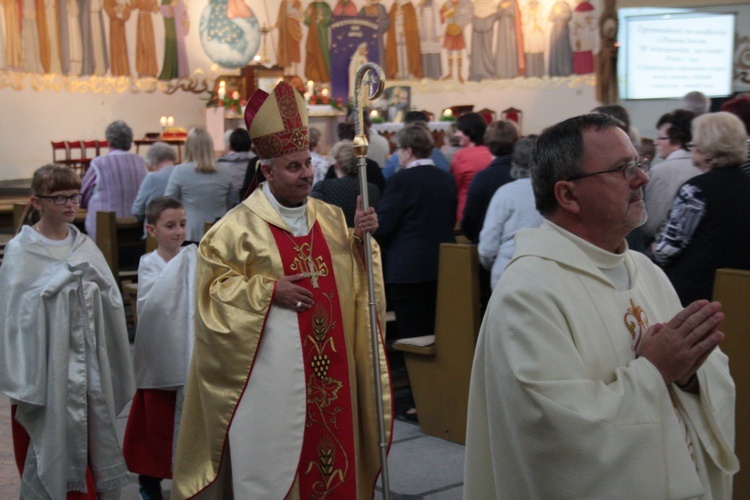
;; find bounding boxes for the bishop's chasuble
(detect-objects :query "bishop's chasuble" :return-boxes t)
[172,186,392,499]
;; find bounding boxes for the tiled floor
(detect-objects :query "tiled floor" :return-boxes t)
[0,388,464,499]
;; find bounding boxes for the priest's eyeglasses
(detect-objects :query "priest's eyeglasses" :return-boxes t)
[37,194,84,205]
[567,159,651,182]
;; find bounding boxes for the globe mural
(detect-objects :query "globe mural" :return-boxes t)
[199,1,261,69]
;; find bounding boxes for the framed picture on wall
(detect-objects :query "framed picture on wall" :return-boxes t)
[377,86,411,123]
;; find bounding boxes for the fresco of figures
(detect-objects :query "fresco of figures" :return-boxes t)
[0,0,605,88]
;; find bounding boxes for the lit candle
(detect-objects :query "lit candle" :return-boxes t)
[370,109,378,118]
[443,108,453,117]
[167,116,174,127]
[321,87,329,97]
[217,81,226,101]
[307,80,314,96]
[160,116,167,127]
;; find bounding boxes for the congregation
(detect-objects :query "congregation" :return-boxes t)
[2,85,750,499]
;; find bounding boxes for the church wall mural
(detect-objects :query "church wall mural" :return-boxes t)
[0,0,610,97]
[1,0,748,181]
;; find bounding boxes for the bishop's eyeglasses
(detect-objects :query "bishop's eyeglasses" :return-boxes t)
[566,158,651,182]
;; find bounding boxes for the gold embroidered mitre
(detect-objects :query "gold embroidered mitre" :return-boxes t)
[244,81,309,159]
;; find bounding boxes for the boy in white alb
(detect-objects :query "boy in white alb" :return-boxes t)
[122,197,197,500]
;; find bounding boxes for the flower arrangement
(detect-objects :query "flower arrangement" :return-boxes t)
[205,88,246,117]
[308,93,345,112]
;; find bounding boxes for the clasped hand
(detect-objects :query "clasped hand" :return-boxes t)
[637,300,724,386]
[274,274,313,311]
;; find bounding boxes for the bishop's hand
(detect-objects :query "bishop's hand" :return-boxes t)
[274,274,314,311]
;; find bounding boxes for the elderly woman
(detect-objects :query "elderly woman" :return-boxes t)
[309,140,380,227]
[478,135,543,290]
[375,123,456,341]
[450,112,493,223]
[165,128,235,243]
[131,142,179,230]
[653,111,750,305]
[81,120,148,241]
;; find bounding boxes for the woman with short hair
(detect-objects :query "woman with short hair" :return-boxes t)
[165,128,235,243]
[310,140,380,227]
[653,111,750,305]
[450,112,493,223]
[81,120,148,241]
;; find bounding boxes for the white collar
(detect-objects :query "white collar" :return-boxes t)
[405,158,434,169]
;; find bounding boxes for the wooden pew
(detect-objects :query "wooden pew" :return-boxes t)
[712,268,750,500]
[95,211,144,290]
[392,243,481,444]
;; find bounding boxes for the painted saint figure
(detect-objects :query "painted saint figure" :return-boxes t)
[439,0,472,83]
[359,0,390,75]
[304,0,332,83]
[333,0,358,16]
[89,0,110,75]
[570,0,597,74]
[547,0,573,77]
[494,0,525,79]
[385,0,422,80]
[22,0,43,73]
[104,0,132,76]
[1,0,22,69]
[521,0,545,78]
[418,0,442,79]
[276,0,302,74]
[158,0,189,80]
[135,0,159,77]
[467,0,495,82]
[65,0,84,75]
[36,0,50,73]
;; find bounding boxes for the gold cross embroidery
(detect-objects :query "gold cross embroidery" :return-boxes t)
[289,242,328,289]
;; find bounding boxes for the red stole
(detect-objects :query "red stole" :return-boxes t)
[270,222,357,498]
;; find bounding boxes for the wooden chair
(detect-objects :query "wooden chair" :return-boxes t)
[420,109,435,122]
[392,243,481,444]
[97,139,109,155]
[449,105,474,119]
[476,108,496,124]
[712,268,750,499]
[51,141,69,165]
[66,140,89,175]
[84,139,99,159]
[501,107,523,133]
[12,202,28,234]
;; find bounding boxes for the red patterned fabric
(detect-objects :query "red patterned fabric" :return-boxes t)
[245,82,310,159]
[270,222,358,498]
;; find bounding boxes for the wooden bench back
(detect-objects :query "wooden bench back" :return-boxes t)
[393,243,481,444]
[96,211,143,288]
[712,268,750,499]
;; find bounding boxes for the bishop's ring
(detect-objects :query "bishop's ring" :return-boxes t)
[295,301,302,309]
